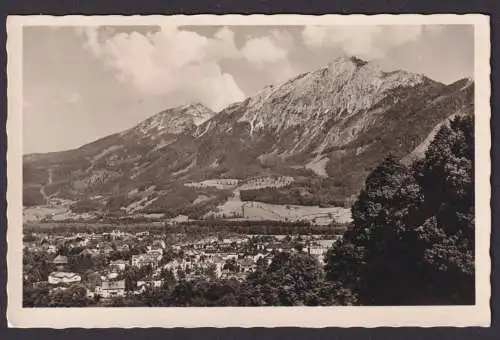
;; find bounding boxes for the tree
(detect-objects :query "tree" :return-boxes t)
[23,233,37,243]
[123,265,153,292]
[109,296,125,307]
[48,283,92,307]
[248,252,325,306]
[23,282,51,307]
[223,258,239,272]
[325,115,475,305]
[160,268,177,289]
[168,281,197,306]
[204,264,218,281]
[23,251,55,283]
[294,242,304,252]
[411,115,475,304]
[177,268,186,281]
[69,252,103,273]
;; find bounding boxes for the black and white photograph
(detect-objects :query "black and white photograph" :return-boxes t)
[6,14,491,328]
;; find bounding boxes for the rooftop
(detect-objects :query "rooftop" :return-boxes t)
[102,280,126,290]
[110,259,129,265]
[239,258,254,267]
[53,255,68,264]
[49,271,79,279]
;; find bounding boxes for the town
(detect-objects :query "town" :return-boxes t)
[23,226,342,306]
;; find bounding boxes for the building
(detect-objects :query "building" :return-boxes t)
[151,240,166,249]
[49,286,68,295]
[307,245,327,256]
[110,259,128,271]
[163,259,188,271]
[306,245,329,263]
[86,288,95,299]
[137,280,163,289]
[107,272,119,280]
[110,230,126,240]
[223,253,239,261]
[131,253,160,268]
[312,215,333,226]
[118,244,130,252]
[96,280,126,298]
[102,245,114,255]
[209,256,225,278]
[171,215,189,223]
[131,255,145,267]
[52,255,68,271]
[90,233,103,240]
[78,248,100,258]
[77,238,90,247]
[253,253,266,262]
[147,248,164,258]
[48,272,81,285]
[238,258,255,273]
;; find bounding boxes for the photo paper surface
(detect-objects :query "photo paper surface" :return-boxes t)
[6,14,491,328]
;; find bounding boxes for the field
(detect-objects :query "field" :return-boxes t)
[23,203,95,222]
[305,157,329,177]
[185,176,294,191]
[205,192,351,225]
[242,202,351,224]
[23,175,351,225]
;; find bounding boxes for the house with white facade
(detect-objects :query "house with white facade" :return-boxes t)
[131,253,161,268]
[118,244,130,252]
[238,258,255,273]
[222,253,239,261]
[52,255,69,271]
[95,280,126,298]
[137,280,163,289]
[48,272,82,285]
[110,259,128,271]
[147,248,164,257]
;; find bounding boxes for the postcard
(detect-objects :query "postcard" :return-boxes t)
[6,14,491,328]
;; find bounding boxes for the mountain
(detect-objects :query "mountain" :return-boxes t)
[23,103,215,206]
[23,56,474,222]
[132,103,216,137]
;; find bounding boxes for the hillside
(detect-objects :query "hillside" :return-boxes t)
[23,56,474,223]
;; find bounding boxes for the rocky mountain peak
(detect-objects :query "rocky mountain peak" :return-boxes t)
[22,58,473,217]
[181,103,217,125]
[236,55,432,136]
[132,103,215,137]
[325,55,372,70]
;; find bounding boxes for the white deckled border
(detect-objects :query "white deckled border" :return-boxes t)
[6,14,491,328]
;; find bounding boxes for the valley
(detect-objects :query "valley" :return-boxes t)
[24,174,351,227]
[22,56,474,228]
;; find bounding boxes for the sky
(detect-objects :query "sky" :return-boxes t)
[23,24,474,154]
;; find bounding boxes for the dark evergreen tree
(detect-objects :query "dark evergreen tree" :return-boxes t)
[325,115,475,305]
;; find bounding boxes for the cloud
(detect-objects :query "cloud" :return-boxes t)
[76,25,245,111]
[75,26,105,57]
[301,25,428,59]
[240,30,297,82]
[241,36,287,64]
[76,26,302,111]
[241,31,292,65]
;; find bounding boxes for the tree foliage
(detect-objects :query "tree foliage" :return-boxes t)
[325,115,475,305]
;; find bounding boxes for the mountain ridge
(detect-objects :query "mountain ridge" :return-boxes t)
[23,56,474,223]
